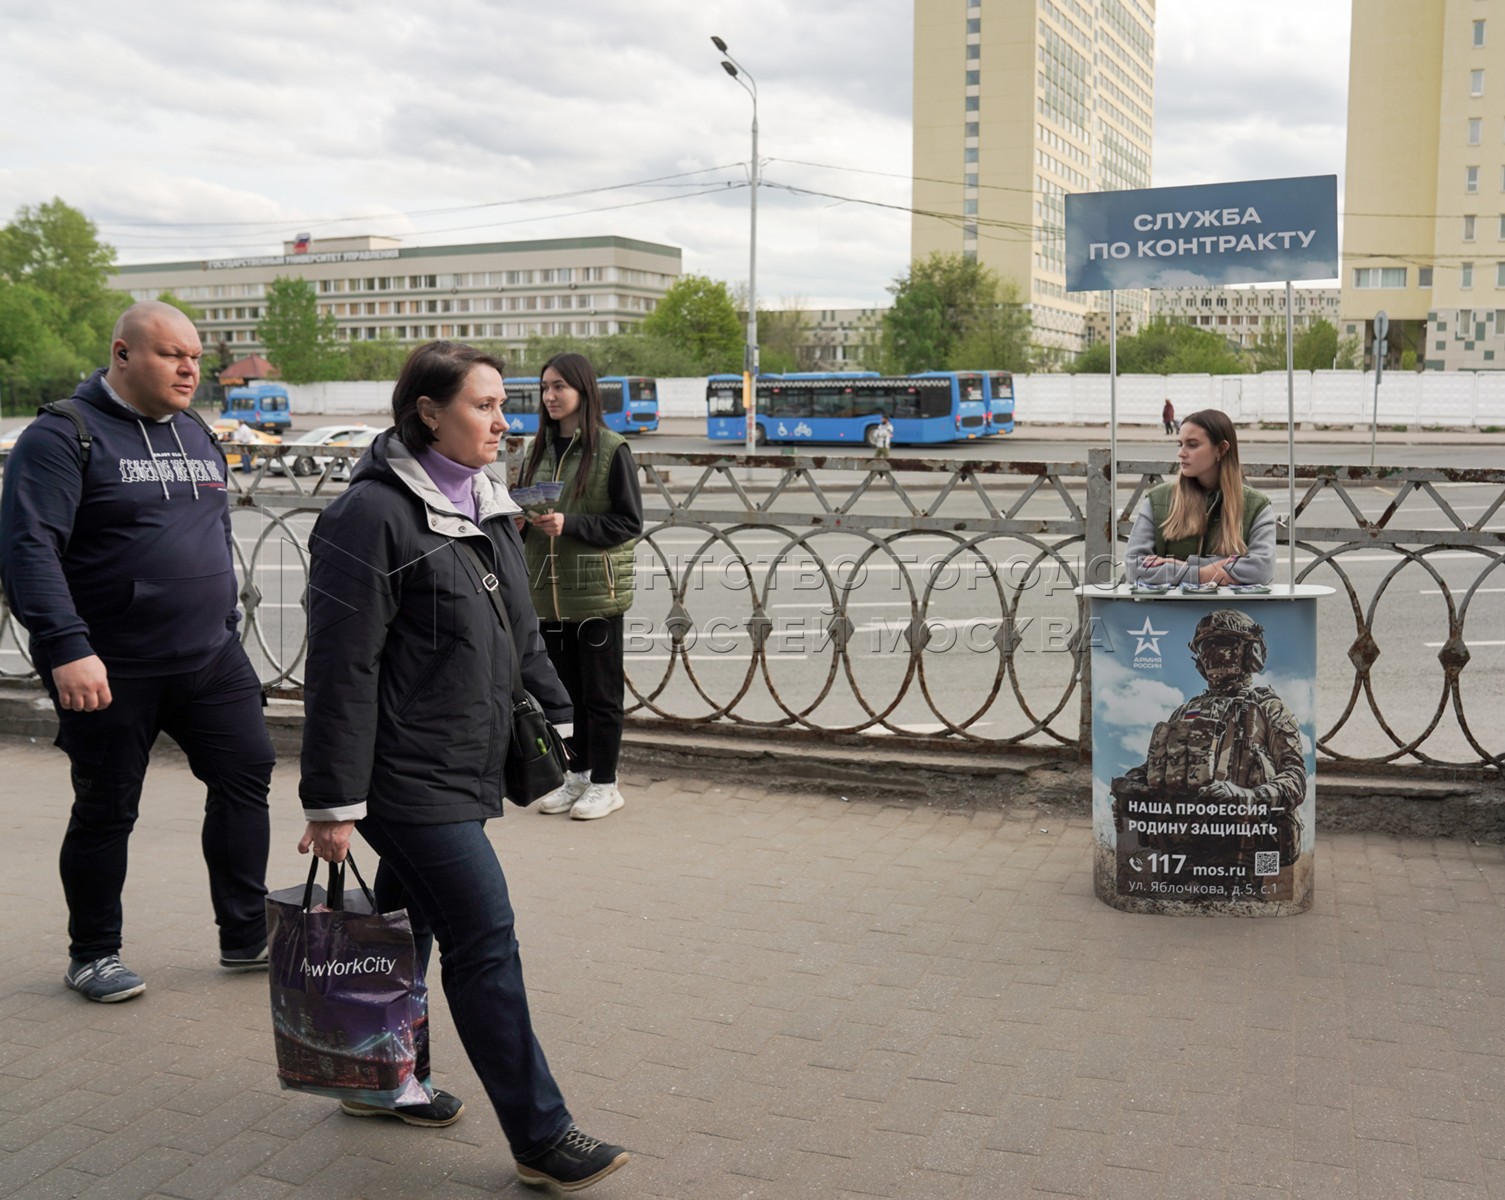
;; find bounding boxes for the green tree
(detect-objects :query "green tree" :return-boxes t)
[156,290,203,322]
[1292,318,1339,371]
[0,198,126,375]
[640,274,743,374]
[758,306,816,374]
[257,276,342,384]
[342,334,412,381]
[1071,318,1246,375]
[951,279,1033,371]
[877,253,1030,373]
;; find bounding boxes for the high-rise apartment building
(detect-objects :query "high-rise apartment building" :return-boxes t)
[912,0,1156,361]
[1340,0,1505,370]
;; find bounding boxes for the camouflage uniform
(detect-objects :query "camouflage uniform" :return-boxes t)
[1111,610,1307,879]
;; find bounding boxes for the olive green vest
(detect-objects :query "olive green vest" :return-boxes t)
[522,429,637,621]
[1147,481,1269,559]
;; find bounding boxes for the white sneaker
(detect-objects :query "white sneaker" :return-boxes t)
[571,783,625,821]
[537,771,590,814]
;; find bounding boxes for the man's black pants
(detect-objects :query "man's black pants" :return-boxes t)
[50,637,274,961]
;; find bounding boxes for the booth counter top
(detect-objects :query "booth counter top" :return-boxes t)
[1076,583,1334,602]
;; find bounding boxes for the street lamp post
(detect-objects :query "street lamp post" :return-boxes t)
[711,35,759,458]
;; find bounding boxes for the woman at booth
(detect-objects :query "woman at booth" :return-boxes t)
[1125,409,1276,587]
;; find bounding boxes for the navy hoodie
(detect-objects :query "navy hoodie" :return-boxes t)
[0,370,238,678]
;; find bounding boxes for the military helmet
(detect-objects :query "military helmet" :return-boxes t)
[1189,608,1267,674]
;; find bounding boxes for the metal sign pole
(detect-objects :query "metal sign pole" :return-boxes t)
[1369,310,1388,471]
[1286,280,1297,590]
[1109,289,1119,581]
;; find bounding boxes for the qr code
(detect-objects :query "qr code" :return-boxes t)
[1254,851,1280,877]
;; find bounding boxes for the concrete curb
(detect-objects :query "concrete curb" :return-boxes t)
[5,684,1498,840]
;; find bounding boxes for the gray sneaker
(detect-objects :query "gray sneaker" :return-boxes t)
[64,955,146,1003]
[571,783,624,821]
[537,770,591,815]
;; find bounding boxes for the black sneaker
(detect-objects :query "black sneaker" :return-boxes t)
[219,941,269,971]
[339,1089,464,1128]
[64,954,146,1003]
[516,1125,629,1191]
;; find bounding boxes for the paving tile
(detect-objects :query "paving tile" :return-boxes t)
[0,742,1502,1199]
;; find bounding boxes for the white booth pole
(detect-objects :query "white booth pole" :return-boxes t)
[1285,280,1297,591]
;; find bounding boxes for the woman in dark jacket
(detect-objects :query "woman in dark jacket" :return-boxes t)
[298,342,628,1193]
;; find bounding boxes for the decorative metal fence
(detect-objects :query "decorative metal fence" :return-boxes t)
[2,443,1502,775]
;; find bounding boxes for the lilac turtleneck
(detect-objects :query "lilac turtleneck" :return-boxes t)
[415,447,482,522]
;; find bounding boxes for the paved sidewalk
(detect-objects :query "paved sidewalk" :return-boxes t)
[3,736,1505,1200]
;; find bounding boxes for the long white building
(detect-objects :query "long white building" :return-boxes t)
[112,234,682,361]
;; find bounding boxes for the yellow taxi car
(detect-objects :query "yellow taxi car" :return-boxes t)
[211,418,282,471]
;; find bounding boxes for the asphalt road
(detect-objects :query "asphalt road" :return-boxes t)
[279,412,1505,470]
[3,423,1499,766]
[209,471,1503,768]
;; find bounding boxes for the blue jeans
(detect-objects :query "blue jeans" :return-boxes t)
[51,636,273,960]
[358,814,571,1159]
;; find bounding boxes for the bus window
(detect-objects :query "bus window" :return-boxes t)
[764,386,814,418]
[708,388,742,417]
[598,381,625,414]
[920,384,951,420]
[811,386,850,419]
[629,380,656,403]
[506,382,541,415]
[893,387,922,420]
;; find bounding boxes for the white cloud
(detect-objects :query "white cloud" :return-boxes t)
[0,0,1348,308]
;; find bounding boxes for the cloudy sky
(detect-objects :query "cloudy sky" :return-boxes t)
[0,1,1350,308]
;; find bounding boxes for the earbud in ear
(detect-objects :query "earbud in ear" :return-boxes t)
[117,349,128,362]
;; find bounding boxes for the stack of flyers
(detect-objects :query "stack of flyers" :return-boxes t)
[511,482,564,514]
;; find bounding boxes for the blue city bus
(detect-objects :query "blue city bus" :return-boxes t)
[222,384,291,433]
[706,372,990,446]
[501,376,658,436]
[597,376,660,433]
[502,377,543,436]
[985,371,1016,435]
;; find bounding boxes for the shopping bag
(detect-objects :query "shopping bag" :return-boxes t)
[266,854,431,1107]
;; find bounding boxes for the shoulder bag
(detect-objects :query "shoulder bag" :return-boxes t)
[458,540,569,806]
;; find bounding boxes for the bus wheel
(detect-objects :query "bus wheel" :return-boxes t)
[864,424,880,447]
[753,424,767,447]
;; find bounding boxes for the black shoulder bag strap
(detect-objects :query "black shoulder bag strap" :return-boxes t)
[457,537,528,706]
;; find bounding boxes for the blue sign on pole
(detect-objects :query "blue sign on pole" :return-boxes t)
[1064,175,1338,292]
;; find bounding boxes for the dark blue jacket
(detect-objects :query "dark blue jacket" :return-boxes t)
[0,371,238,678]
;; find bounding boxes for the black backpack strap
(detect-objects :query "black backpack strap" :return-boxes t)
[176,405,227,465]
[37,398,226,469]
[38,399,93,469]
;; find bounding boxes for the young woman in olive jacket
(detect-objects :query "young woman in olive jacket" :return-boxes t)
[519,352,643,821]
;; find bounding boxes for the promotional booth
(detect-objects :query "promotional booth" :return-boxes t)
[1065,175,1339,916]
[1078,584,1331,916]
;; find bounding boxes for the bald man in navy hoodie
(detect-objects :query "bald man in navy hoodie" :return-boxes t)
[0,301,273,1002]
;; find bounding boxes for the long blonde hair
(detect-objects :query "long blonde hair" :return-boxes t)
[1162,409,1247,556]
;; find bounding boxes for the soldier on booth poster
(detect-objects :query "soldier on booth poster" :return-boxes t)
[1106,609,1309,903]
